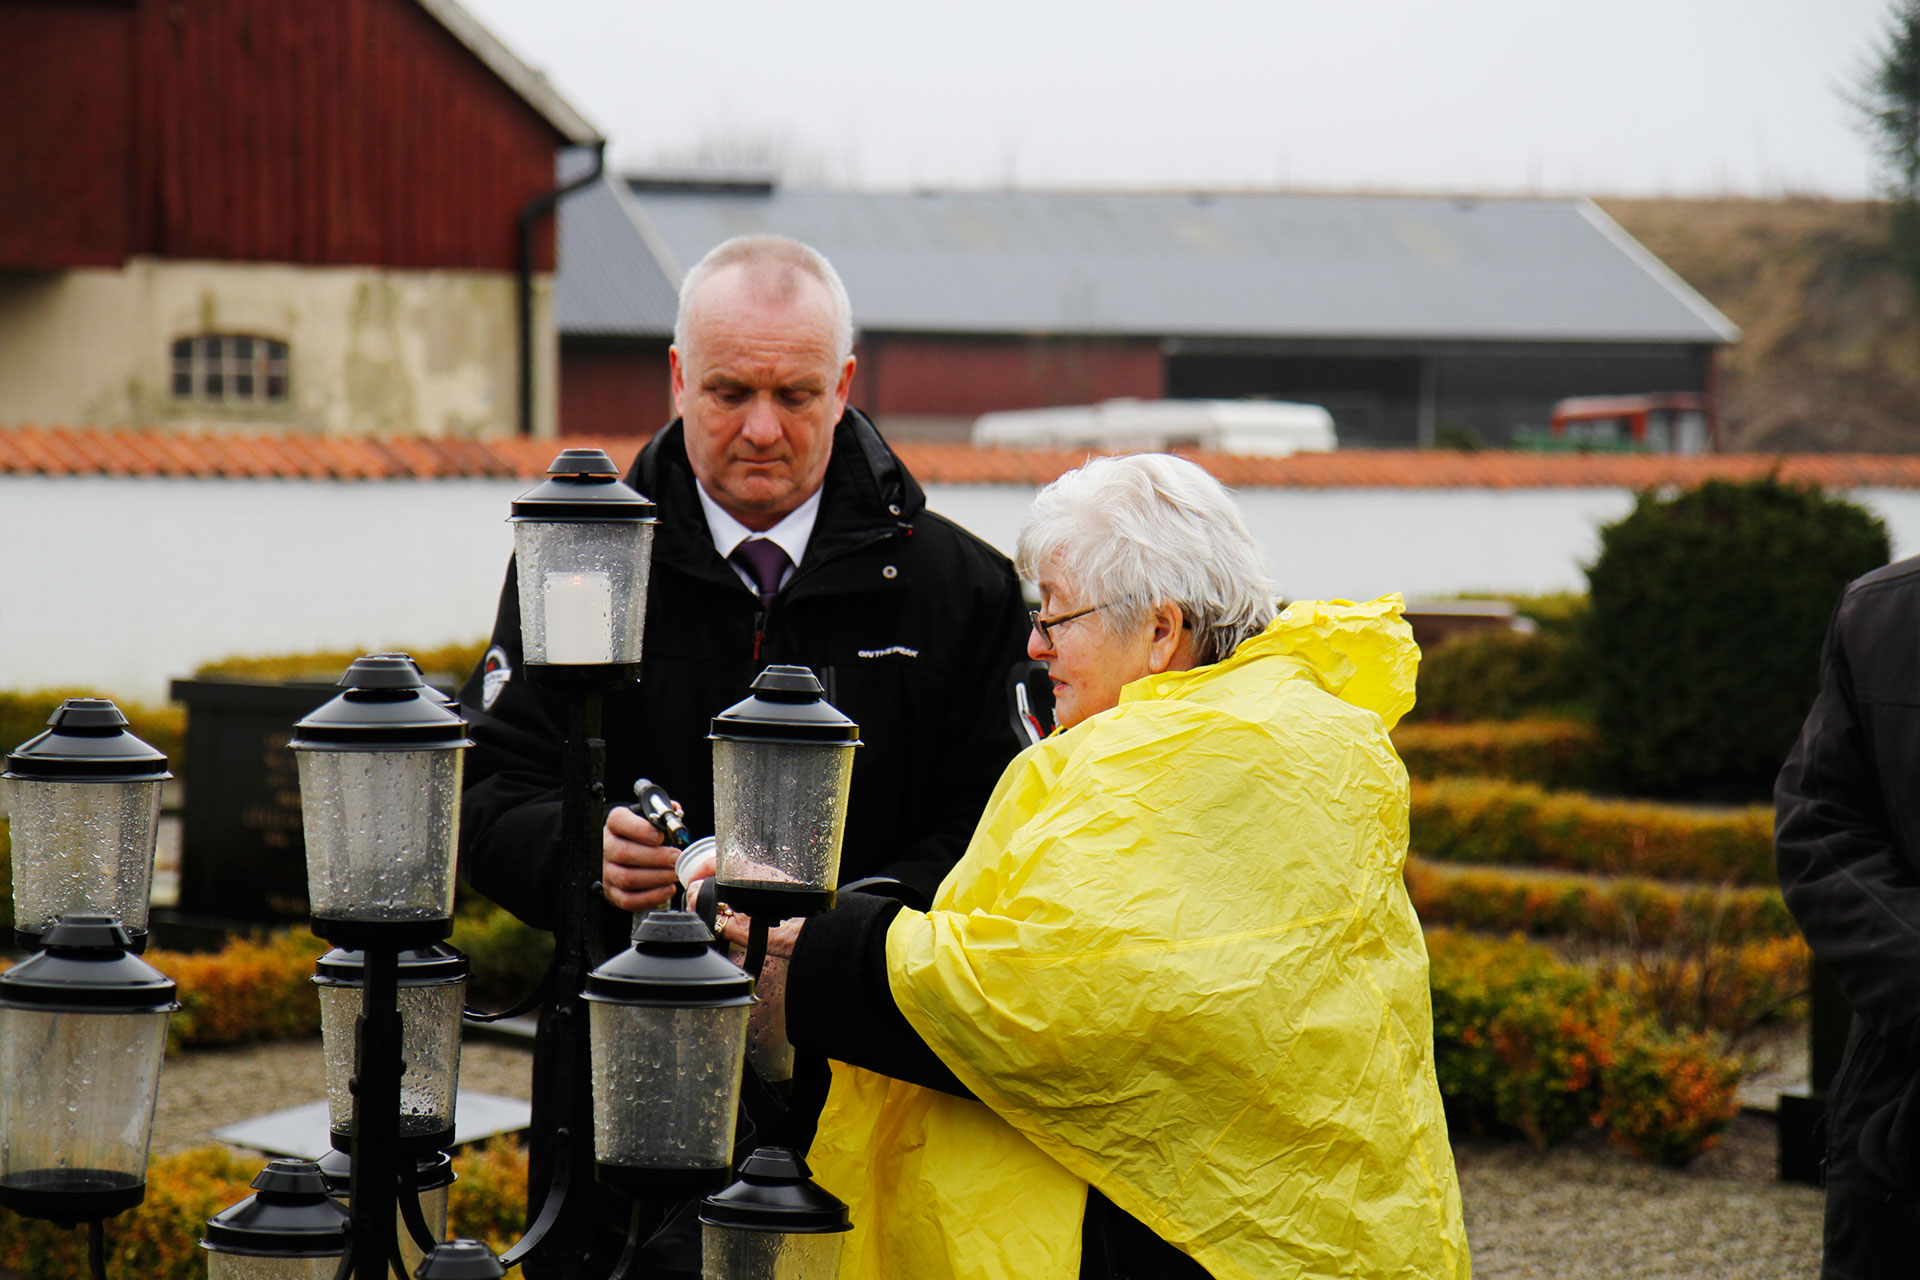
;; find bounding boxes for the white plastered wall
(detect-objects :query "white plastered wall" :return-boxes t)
[9,477,1920,703]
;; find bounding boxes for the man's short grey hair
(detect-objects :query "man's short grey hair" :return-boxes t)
[674,234,855,364]
[1016,454,1278,665]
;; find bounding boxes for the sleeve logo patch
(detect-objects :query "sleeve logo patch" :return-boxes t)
[481,645,512,709]
[857,646,920,659]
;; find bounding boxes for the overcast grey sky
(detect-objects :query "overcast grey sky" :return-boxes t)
[464,0,1895,197]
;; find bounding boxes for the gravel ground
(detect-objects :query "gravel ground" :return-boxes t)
[153,1036,1826,1278]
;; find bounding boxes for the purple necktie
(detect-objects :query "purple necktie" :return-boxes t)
[731,538,791,609]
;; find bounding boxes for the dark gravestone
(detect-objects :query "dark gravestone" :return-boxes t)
[163,679,338,933]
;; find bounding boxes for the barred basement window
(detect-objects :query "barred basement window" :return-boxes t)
[170,335,290,404]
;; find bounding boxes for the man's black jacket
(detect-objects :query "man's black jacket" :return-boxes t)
[458,408,1035,950]
[1778,554,1920,1278]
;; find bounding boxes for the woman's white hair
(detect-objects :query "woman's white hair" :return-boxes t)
[674,234,855,364]
[1016,453,1278,665]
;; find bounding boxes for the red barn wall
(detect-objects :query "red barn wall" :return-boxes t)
[853,335,1165,417]
[0,3,137,269]
[0,0,565,273]
[560,340,672,437]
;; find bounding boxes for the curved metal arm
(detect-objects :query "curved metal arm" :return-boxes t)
[604,1200,648,1280]
[87,1219,108,1280]
[397,1155,440,1256]
[497,1126,575,1269]
[461,963,555,1024]
[743,914,771,981]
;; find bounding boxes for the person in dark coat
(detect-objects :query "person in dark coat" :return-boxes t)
[1777,555,1920,1280]
[458,234,1037,1277]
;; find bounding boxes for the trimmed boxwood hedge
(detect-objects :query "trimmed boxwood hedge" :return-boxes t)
[1410,778,1774,886]
[1393,718,1599,789]
[1403,855,1796,947]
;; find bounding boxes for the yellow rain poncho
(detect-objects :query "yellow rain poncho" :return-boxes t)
[807,595,1469,1280]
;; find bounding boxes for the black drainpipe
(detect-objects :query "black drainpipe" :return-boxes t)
[517,139,607,437]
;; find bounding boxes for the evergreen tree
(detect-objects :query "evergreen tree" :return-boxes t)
[1854,0,1920,287]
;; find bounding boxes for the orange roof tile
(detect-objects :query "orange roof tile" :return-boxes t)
[5,426,1920,492]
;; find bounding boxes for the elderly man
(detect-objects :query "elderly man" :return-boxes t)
[459,234,1036,1276]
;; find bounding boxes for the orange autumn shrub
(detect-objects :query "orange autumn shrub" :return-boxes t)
[1410,778,1774,885]
[0,1146,257,1280]
[1594,933,1812,1037]
[0,1142,534,1278]
[449,1136,532,1254]
[1426,928,1744,1165]
[154,928,325,1051]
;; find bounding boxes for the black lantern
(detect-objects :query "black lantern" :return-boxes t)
[2,698,169,951]
[509,448,656,676]
[0,916,177,1223]
[313,946,468,1152]
[699,1147,851,1280]
[583,911,754,1196]
[202,1158,351,1280]
[709,666,861,925]
[289,654,472,947]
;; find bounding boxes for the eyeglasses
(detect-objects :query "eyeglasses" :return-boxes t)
[1028,603,1106,649]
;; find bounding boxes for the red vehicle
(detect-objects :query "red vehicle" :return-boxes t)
[1546,393,1719,454]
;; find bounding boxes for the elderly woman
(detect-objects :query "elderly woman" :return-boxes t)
[744,454,1466,1279]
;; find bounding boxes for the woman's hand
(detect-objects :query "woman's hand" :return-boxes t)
[716,909,805,960]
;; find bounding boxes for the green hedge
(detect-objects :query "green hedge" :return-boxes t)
[452,895,554,1008]
[1586,477,1886,800]
[1404,855,1796,946]
[195,639,488,687]
[1410,627,1587,723]
[1393,718,1599,789]
[1410,778,1774,885]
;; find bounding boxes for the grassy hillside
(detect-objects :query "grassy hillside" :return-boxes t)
[1600,197,1920,452]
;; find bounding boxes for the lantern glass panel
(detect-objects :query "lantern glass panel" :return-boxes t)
[297,749,461,922]
[207,1256,342,1280]
[701,1226,842,1280]
[6,778,161,935]
[397,1185,450,1277]
[0,1006,168,1197]
[513,520,654,666]
[316,980,465,1137]
[712,741,855,896]
[589,1001,749,1171]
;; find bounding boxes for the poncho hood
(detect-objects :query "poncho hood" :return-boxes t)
[808,595,1466,1280]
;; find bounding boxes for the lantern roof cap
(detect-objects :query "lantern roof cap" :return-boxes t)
[202,1158,351,1258]
[314,1147,452,1196]
[415,1239,509,1278]
[4,697,170,782]
[0,915,178,1011]
[510,448,657,522]
[584,910,754,1005]
[290,655,473,749]
[710,665,861,745]
[699,1146,852,1234]
[313,944,468,986]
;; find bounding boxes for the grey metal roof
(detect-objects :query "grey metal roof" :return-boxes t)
[555,174,680,337]
[562,185,1738,345]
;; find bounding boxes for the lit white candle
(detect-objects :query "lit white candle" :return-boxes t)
[543,570,614,663]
